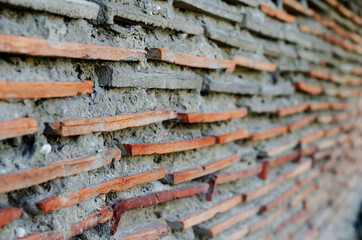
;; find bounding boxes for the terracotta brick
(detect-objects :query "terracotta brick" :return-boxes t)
[259,4,296,23]
[111,183,209,234]
[309,70,330,80]
[249,205,287,233]
[0,81,92,100]
[36,168,165,213]
[276,102,309,117]
[298,24,323,36]
[147,48,235,72]
[177,108,247,123]
[293,82,323,95]
[309,102,331,111]
[249,125,288,141]
[324,126,341,137]
[290,183,319,207]
[297,169,320,186]
[254,61,277,72]
[300,146,318,156]
[48,109,176,137]
[0,206,23,227]
[167,154,240,184]
[283,0,314,16]
[264,140,298,157]
[0,148,121,194]
[299,130,325,146]
[232,55,277,72]
[323,33,342,45]
[261,185,299,212]
[215,129,249,144]
[317,115,333,124]
[0,34,145,61]
[285,159,313,180]
[225,227,249,240]
[317,138,337,150]
[269,151,301,168]
[0,117,38,140]
[313,13,336,28]
[118,222,170,240]
[288,115,316,132]
[206,164,263,201]
[123,136,216,155]
[352,66,362,75]
[172,195,242,230]
[198,206,260,237]
[243,176,284,201]
[275,209,306,234]
[333,112,349,122]
[232,56,254,69]
[321,157,339,172]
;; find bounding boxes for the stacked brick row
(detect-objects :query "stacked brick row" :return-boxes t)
[0,0,361,239]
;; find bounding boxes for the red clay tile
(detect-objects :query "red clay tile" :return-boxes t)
[276,102,309,117]
[293,82,323,95]
[249,205,287,233]
[118,222,170,240]
[0,148,121,194]
[48,109,176,136]
[288,115,316,132]
[300,146,318,157]
[309,70,330,80]
[309,102,331,111]
[249,126,288,141]
[285,159,313,180]
[264,141,298,157]
[111,183,209,234]
[261,185,299,212]
[36,168,165,213]
[259,4,296,23]
[324,126,341,137]
[167,154,240,184]
[283,0,314,16]
[215,129,249,144]
[298,24,323,36]
[0,34,146,61]
[232,56,254,69]
[313,13,336,28]
[0,206,23,227]
[243,176,284,201]
[0,81,92,100]
[123,136,216,155]
[299,130,325,146]
[232,55,277,72]
[177,108,247,123]
[225,227,249,240]
[0,117,38,140]
[254,61,277,72]
[268,151,301,168]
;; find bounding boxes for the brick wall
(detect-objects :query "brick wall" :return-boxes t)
[0,0,361,239]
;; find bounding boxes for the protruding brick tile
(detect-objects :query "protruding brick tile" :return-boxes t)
[299,130,325,146]
[285,159,313,180]
[196,206,260,237]
[0,206,23,227]
[0,148,121,194]
[18,206,113,240]
[309,102,331,111]
[47,109,176,137]
[293,82,323,95]
[0,34,146,61]
[118,222,170,240]
[243,176,284,201]
[166,154,240,184]
[268,151,301,168]
[298,24,323,36]
[170,195,242,230]
[0,117,38,140]
[215,129,249,144]
[146,48,235,72]
[283,0,314,16]
[290,183,319,207]
[232,55,277,72]
[123,136,216,155]
[275,209,306,234]
[249,205,287,233]
[225,227,249,240]
[254,61,278,72]
[309,70,330,80]
[276,102,309,117]
[111,183,209,234]
[206,164,263,201]
[259,4,296,23]
[249,125,288,141]
[177,108,247,123]
[36,168,165,213]
[261,185,299,212]
[288,115,316,132]
[0,81,92,100]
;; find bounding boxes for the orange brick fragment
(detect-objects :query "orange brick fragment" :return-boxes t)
[300,130,325,146]
[0,34,146,61]
[293,82,323,95]
[254,61,277,72]
[118,222,170,240]
[261,185,299,212]
[249,205,287,233]
[0,117,38,140]
[232,55,277,72]
[309,70,330,80]
[249,126,288,141]
[48,109,176,136]
[259,4,296,23]
[269,151,301,168]
[0,148,121,194]
[123,136,216,155]
[36,168,165,213]
[215,129,249,144]
[167,154,240,184]
[225,227,249,240]
[177,108,247,123]
[147,48,235,72]
[309,102,330,111]
[243,176,284,201]
[276,102,309,117]
[284,159,312,180]
[288,115,316,132]
[0,81,92,100]
[232,56,254,69]
[298,24,323,36]
[283,0,314,16]
[0,206,23,227]
[313,13,336,28]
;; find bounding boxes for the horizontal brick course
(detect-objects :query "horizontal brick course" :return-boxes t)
[215,129,249,144]
[0,117,38,140]
[0,206,22,228]
[232,55,277,72]
[249,126,288,141]
[288,115,316,132]
[293,82,323,95]
[177,108,247,123]
[259,4,296,23]
[283,0,314,16]
[276,102,309,117]
[118,222,170,240]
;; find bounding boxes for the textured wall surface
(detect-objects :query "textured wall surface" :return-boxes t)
[0,0,362,239]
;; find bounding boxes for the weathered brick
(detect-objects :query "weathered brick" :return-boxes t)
[313,13,336,28]
[249,125,288,141]
[259,4,296,23]
[275,209,306,234]
[298,24,323,36]
[123,136,216,156]
[0,34,146,61]
[285,159,313,180]
[300,130,325,146]
[166,154,240,184]
[36,168,165,213]
[249,205,287,233]
[243,176,284,201]
[324,126,341,137]
[47,109,176,137]
[170,195,242,230]
[283,0,314,16]
[232,55,277,72]
[0,117,38,140]
[290,183,319,206]
[268,151,301,168]
[225,227,249,240]
[309,102,331,111]
[0,81,92,100]
[254,61,278,72]
[293,82,323,95]
[300,146,318,157]
[288,115,316,132]
[118,222,170,240]
[215,129,249,144]
[147,48,235,72]
[0,148,121,194]
[261,140,298,157]
[177,107,247,123]
[261,185,299,212]
[276,102,309,117]
[0,206,23,227]
[111,183,209,234]
[309,70,330,80]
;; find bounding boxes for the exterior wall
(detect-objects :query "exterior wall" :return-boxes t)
[0,0,361,239]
